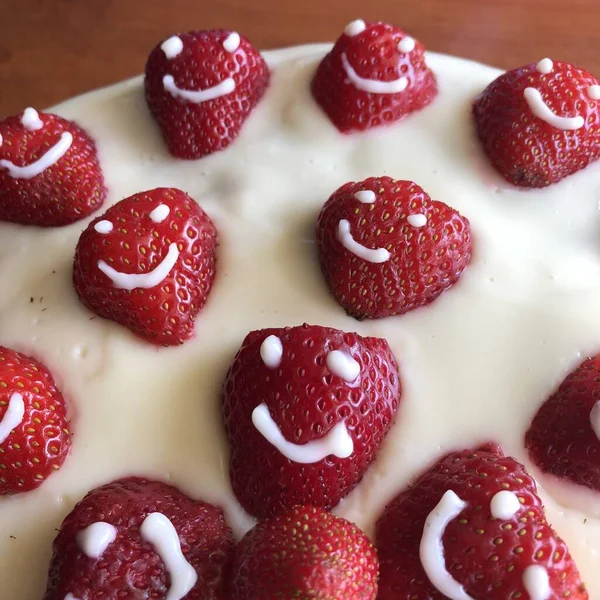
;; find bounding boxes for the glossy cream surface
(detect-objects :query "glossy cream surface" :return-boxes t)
[2,44,600,598]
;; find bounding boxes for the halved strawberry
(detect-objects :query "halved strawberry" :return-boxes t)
[0,346,71,495]
[222,323,401,519]
[73,187,218,346]
[230,506,378,600]
[316,177,472,319]
[0,108,106,226]
[43,477,234,600]
[473,58,600,187]
[145,29,270,159]
[376,444,588,599]
[312,20,437,132]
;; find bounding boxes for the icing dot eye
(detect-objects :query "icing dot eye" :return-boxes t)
[587,85,600,101]
[326,350,360,382]
[407,214,427,228]
[223,32,241,53]
[490,490,520,519]
[344,19,366,36]
[161,36,184,59]
[94,220,113,234]
[149,204,170,223]
[21,107,43,132]
[535,58,553,74]
[354,190,376,204]
[398,36,416,53]
[260,335,283,368]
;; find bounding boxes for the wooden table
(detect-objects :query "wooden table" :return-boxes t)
[1,0,599,116]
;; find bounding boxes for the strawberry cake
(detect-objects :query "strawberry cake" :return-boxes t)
[1,18,600,600]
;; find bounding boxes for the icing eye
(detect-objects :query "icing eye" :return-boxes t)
[21,107,44,132]
[223,32,241,53]
[94,220,113,234]
[535,57,553,74]
[260,335,283,368]
[588,85,600,101]
[149,204,170,223]
[407,213,427,228]
[490,490,520,519]
[326,350,360,382]
[354,190,376,204]
[161,35,183,59]
[398,37,415,53]
[344,19,366,36]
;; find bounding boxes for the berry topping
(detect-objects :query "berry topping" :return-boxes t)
[376,444,588,600]
[0,346,70,495]
[43,477,234,600]
[316,177,472,319]
[73,187,218,346]
[145,30,270,159]
[312,21,437,132]
[473,59,600,187]
[222,323,401,519]
[0,109,106,226]
[229,506,378,600]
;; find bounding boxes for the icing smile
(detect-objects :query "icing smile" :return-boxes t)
[163,74,235,103]
[338,219,391,263]
[523,87,584,131]
[341,52,408,94]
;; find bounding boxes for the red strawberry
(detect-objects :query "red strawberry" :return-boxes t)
[145,30,269,159]
[0,108,106,226]
[73,187,218,346]
[316,177,471,320]
[376,443,588,600]
[526,355,600,491]
[222,323,401,519]
[230,506,378,600]
[311,20,437,132]
[43,477,235,600]
[0,346,71,495]
[473,59,600,187]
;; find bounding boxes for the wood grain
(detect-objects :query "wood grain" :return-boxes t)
[1,0,599,116]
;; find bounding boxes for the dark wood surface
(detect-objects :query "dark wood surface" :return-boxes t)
[1,0,599,116]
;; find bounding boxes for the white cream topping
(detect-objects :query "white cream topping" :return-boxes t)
[149,204,170,223]
[344,19,366,37]
[587,85,600,101]
[337,219,391,263]
[161,36,184,60]
[140,513,197,600]
[21,107,44,131]
[536,58,554,75]
[354,190,376,204]
[398,36,416,54]
[252,403,354,463]
[260,334,283,368]
[64,594,81,600]
[419,490,474,600]
[0,132,73,179]
[340,53,408,94]
[94,220,113,234]
[76,522,117,559]
[407,213,427,227]
[590,401,600,441]
[0,392,25,445]
[163,74,235,103]
[326,350,360,382]
[523,565,551,600]
[223,32,241,53]
[0,133,3,147]
[523,87,585,131]
[98,243,179,290]
[490,490,521,520]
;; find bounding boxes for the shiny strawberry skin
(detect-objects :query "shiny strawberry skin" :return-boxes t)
[73,187,218,346]
[473,61,600,187]
[317,177,472,319]
[0,346,71,495]
[230,506,379,600]
[145,29,270,159]
[43,477,235,600]
[223,323,401,519]
[0,111,106,226]
[526,355,600,491]
[376,444,588,600]
[312,22,437,132]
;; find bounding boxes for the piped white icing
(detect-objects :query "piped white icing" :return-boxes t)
[98,243,179,290]
[523,88,584,131]
[407,213,427,228]
[536,58,554,75]
[76,522,117,559]
[590,401,600,440]
[149,204,170,224]
[587,85,600,101]
[344,19,366,36]
[65,594,81,600]
[522,565,551,600]
[251,403,354,463]
[0,133,3,147]
[341,53,408,94]
[161,36,184,60]
[260,335,283,368]
[0,393,25,445]
[163,74,235,103]
[21,108,44,131]
[354,190,376,204]
[419,490,474,600]
[326,350,360,382]
[223,32,241,53]
[490,490,521,520]
[0,132,73,179]
[398,36,416,53]
[338,219,391,263]
[94,220,113,234]
[140,513,197,600]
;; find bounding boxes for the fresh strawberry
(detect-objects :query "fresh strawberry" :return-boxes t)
[43,477,235,600]
[0,346,71,495]
[311,20,437,132]
[316,177,471,320]
[526,355,600,491]
[473,59,600,187]
[376,443,588,600]
[145,29,269,159]
[230,506,378,600]
[0,108,106,226]
[73,187,218,346]
[222,323,401,519]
